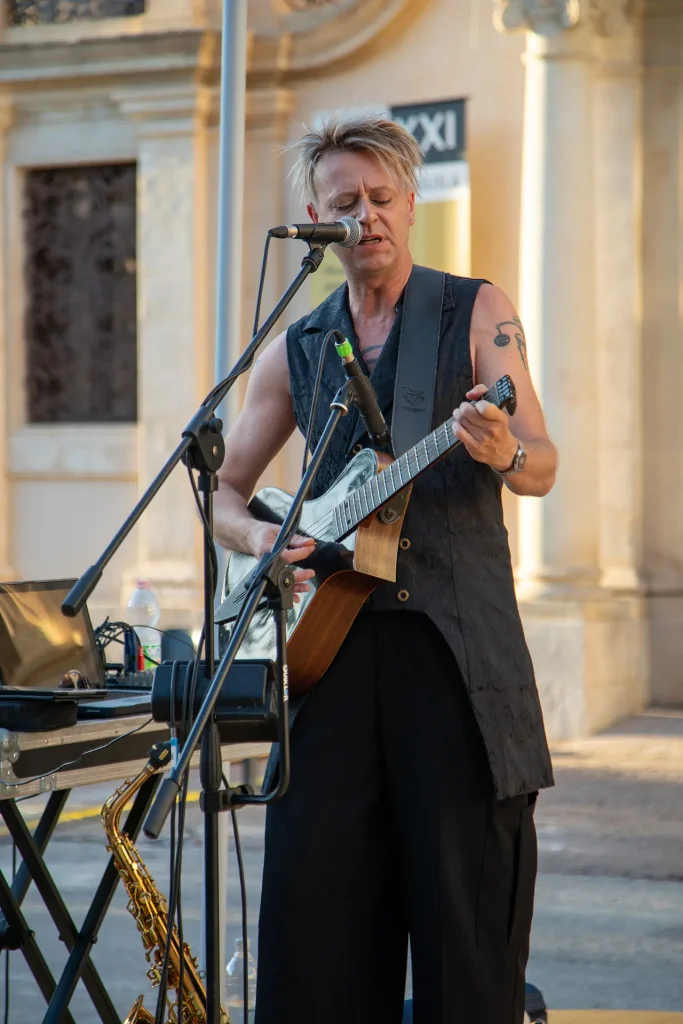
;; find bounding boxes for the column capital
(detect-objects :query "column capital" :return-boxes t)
[494,0,634,38]
[494,0,580,37]
[590,0,633,38]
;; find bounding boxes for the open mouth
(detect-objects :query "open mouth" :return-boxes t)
[359,235,384,246]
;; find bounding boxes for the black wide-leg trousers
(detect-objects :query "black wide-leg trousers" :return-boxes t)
[255,611,537,1024]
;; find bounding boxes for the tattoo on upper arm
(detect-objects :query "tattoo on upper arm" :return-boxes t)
[493,317,529,371]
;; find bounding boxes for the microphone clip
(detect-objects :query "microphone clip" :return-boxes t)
[346,376,391,448]
[333,334,391,449]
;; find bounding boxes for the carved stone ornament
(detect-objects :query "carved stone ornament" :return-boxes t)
[250,0,429,82]
[494,0,581,36]
[590,0,633,36]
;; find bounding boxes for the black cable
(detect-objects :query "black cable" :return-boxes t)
[3,842,16,1024]
[154,631,205,1024]
[186,464,219,594]
[248,328,338,578]
[176,624,206,1015]
[157,229,274,1020]
[231,803,250,1021]
[253,232,273,337]
[95,620,197,656]
[5,718,153,790]
[301,328,340,479]
[174,768,190,1017]
[95,621,197,674]
[202,229,275,409]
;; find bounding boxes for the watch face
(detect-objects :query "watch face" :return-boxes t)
[515,447,527,472]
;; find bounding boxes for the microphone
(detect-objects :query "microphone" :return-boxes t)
[270,216,362,248]
[334,335,391,448]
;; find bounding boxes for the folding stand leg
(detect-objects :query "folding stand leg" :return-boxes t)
[0,798,119,1024]
[0,792,76,1022]
[0,868,77,1024]
[8,791,70,908]
[0,774,159,1024]
[43,772,161,1024]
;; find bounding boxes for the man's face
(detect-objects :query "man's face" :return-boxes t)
[307,149,415,279]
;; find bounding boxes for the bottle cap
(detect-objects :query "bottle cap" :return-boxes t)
[136,580,150,589]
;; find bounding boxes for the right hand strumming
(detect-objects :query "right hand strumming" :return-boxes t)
[245,522,316,603]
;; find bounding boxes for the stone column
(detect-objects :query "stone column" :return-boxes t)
[0,97,14,581]
[640,2,683,704]
[592,2,642,593]
[496,0,599,596]
[495,0,647,737]
[114,85,211,626]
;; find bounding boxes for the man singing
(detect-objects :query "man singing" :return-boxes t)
[214,115,556,1024]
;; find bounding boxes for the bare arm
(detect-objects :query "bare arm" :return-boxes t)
[214,331,315,577]
[454,283,557,497]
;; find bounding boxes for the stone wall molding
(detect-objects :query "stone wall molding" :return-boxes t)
[0,1,432,91]
[246,86,294,135]
[112,84,199,138]
[250,0,432,83]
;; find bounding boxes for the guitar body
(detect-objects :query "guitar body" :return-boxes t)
[217,374,517,699]
[217,449,411,697]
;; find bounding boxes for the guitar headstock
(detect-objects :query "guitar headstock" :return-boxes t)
[489,374,517,417]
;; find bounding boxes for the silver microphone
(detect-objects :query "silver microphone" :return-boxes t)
[269,216,362,248]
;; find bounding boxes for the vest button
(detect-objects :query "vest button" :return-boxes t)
[397,589,410,602]
[399,538,411,551]
[351,443,363,455]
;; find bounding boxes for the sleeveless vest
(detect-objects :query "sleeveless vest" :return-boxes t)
[286,271,554,799]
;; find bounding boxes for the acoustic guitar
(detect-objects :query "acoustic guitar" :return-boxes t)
[216,374,517,697]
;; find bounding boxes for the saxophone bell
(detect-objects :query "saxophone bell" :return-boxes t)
[123,994,156,1024]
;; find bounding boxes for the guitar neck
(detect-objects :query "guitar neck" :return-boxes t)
[329,377,509,542]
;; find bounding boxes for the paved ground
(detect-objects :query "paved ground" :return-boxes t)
[1,710,682,1022]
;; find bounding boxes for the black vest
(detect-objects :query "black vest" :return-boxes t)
[286,271,553,799]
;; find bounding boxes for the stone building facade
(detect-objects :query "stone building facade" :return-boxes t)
[0,0,680,739]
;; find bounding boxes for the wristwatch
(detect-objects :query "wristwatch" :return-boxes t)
[495,440,527,477]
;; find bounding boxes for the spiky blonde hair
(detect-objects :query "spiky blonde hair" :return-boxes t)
[290,114,423,203]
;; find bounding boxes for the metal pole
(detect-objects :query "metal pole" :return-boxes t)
[214,0,248,420]
[202,0,248,1009]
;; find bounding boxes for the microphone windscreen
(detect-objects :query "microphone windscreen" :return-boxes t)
[338,216,363,248]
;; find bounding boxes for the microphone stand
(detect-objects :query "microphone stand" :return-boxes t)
[60,241,332,1024]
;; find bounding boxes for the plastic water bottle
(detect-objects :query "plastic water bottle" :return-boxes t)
[225,937,257,1022]
[126,581,161,670]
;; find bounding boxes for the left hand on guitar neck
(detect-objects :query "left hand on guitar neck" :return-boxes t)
[452,384,519,473]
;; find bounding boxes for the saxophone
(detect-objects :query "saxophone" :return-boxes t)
[101,742,228,1024]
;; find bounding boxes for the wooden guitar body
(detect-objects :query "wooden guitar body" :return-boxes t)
[216,449,411,697]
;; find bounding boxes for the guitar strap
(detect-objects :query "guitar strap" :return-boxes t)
[391,265,446,457]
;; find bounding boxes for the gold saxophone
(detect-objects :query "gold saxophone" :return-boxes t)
[101,742,228,1024]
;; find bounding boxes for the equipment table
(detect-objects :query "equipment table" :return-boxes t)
[0,714,270,1024]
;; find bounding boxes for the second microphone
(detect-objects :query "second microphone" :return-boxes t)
[332,332,391,449]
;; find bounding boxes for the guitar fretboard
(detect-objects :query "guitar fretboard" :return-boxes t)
[307,377,510,544]
[329,417,457,540]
